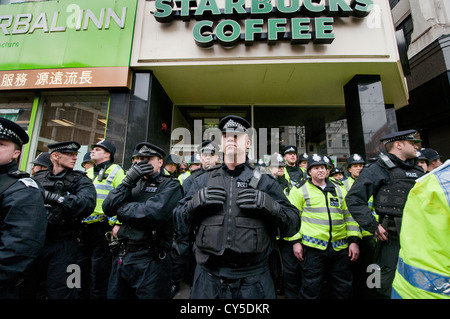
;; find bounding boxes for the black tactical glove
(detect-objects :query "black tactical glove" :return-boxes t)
[187,185,227,219]
[236,188,280,221]
[122,161,154,188]
[44,190,63,205]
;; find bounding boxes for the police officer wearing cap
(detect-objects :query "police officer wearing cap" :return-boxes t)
[0,118,47,299]
[102,142,183,298]
[31,152,52,176]
[416,149,429,173]
[421,147,443,172]
[282,145,306,185]
[32,140,96,298]
[174,115,300,299]
[77,140,126,299]
[345,129,425,298]
[178,153,202,185]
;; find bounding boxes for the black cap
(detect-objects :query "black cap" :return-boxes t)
[31,152,52,167]
[48,141,81,153]
[82,152,93,164]
[218,115,251,135]
[198,140,220,154]
[268,153,286,167]
[91,139,116,163]
[0,117,29,146]
[166,154,180,165]
[190,153,201,165]
[347,153,366,166]
[282,145,297,156]
[307,154,331,171]
[380,129,421,145]
[420,148,442,162]
[135,142,165,159]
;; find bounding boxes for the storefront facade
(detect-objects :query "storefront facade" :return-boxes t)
[0,0,137,170]
[129,0,409,167]
[1,0,411,172]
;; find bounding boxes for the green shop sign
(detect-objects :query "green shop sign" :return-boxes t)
[0,0,137,70]
[154,0,373,47]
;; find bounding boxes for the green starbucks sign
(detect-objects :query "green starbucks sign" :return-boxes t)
[154,0,373,47]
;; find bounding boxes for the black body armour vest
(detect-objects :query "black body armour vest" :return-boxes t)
[195,166,275,265]
[117,175,172,245]
[373,159,424,217]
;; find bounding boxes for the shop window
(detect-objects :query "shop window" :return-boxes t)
[0,93,34,165]
[37,93,109,169]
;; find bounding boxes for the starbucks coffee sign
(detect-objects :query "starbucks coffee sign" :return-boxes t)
[153,0,373,47]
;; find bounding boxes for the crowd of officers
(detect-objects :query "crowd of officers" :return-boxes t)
[0,115,448,299]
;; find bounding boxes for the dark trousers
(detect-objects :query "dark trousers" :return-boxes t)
[190,264,276,299]
[299,245,353,299]
[107,248,172,299]
[373,233,400,299]
[36,238,80,299]
[279,240,302,299]
[77,222,112,299]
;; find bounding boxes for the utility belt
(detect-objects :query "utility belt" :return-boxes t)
[105,231,167,261]
[379,214,402,236]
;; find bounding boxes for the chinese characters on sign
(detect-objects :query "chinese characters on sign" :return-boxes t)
[0,67,131,90]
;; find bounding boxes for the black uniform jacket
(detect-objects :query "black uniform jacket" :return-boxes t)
[102,172,183,243]
[32,166,96,237]
[174,161,301,266]
[345,152,424,234]
[0,161,47,287]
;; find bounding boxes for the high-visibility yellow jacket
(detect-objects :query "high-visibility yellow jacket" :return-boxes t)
[287,179,361,251]
[85,164,125,226]
[343,176,377,237]
[178,171,191,185]
[392,160,450,299]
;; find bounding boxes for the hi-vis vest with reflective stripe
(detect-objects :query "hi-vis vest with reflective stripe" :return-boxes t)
[343,176,378,237]
[85,164,125,225]
[292,181,361,251]
[392,160,450,299]
[178,171,191,185]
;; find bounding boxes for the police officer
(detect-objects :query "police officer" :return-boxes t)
[392,160,450,299]
[0,118,47,299]
[174,115,300,299]
[178,153,202,185]
[345,129,425,298]
[102,142,183,299]
[164,154,181,177]
[81,152,94,171]
[268,152,302,299]
[421,147,443,172]
[416,149,429,173]
[32,141,96,299]
[291,154,361,299]
[282,145,306,184]
[77,139,126,299]
[31,152,52,175]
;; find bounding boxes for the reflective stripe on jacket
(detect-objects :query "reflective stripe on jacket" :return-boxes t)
[85,164,125,225]
[392,160,450,299]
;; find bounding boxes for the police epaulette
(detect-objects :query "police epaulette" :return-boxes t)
[7,170,30,179]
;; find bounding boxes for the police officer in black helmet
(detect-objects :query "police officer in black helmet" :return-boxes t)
[102,142,183,298]
[345,129,425,298]
[0,118,47,299]
[174,115,300,299]
[32,140,96,299]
